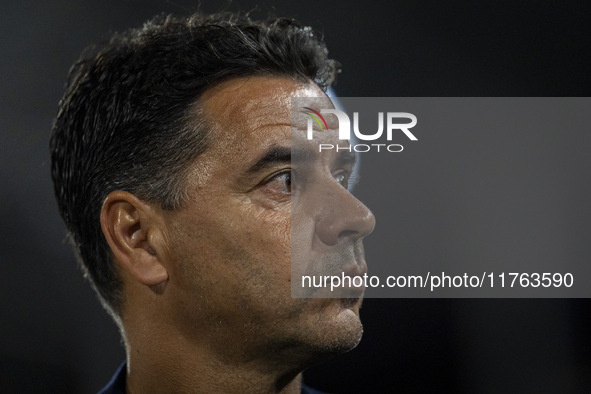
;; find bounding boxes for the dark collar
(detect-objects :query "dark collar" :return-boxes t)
[97,362,126,394]
[97,362,327,394]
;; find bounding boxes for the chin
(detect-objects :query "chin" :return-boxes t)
[336,298,364,348]
[306,297,365,356]
[272,297,363,368]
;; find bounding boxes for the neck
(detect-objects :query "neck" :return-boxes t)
[122,319,308,394]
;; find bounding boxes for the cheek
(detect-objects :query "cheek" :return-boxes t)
[236,207,292,277]
[290,198,318,278]
[170,202,293,294]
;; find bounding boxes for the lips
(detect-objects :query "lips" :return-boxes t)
[332,259,367,296]
[343,259,367,278]
[292,241,368,298]
[329,244,368,294]
[341,243,368,288]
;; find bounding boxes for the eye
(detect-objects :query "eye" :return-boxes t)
[278,172,292,194]
[334,172,348,189]
[263,170,292,196]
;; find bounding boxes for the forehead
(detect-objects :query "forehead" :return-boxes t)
[185,76,343,189]
[200,76,327,146]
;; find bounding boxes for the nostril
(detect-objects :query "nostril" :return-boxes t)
[338,230,357,239]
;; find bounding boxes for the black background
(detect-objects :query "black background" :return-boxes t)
[1,1,590,392]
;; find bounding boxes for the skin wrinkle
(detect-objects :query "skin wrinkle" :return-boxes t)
[183,104,215,190]
[118,76,375,393]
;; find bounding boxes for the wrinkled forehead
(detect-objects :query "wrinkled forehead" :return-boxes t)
[198,76,330,141]
[184,76,342,186]
[290,97,337,129]
[290,95,340,148]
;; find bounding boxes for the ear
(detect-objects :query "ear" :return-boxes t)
[100,191,169,288]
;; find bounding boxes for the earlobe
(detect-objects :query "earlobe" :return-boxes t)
[100,191,169,288]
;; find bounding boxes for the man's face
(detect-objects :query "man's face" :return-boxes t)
[159,76,375,364]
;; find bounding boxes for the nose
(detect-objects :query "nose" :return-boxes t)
[315,183,376,246]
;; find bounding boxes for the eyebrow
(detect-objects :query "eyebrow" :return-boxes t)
[245,144,358,175]
[245,145,312,174]
[335,150,358,167]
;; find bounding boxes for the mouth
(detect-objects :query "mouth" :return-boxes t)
[342,256,367,284]
[322,260,367,300]
[343,258,367,278]
[293,243,368,298]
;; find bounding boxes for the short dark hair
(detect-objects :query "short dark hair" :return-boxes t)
[50,12,339,316]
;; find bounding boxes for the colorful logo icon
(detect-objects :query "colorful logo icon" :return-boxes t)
[301,107,328,131]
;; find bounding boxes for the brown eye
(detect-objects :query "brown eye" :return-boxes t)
[264,171,292,195]
[334,173,348,189]
[283,172,292,194]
